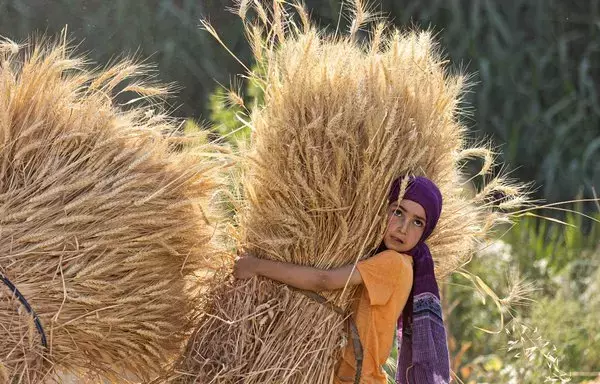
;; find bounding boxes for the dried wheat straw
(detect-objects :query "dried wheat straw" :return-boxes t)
[175,2,529,383]
[0,34,222,383]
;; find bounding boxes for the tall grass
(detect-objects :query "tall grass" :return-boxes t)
[0,0,248,119]
[445,209,600,383]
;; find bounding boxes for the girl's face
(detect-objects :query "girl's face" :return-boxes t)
[383,199,427,253]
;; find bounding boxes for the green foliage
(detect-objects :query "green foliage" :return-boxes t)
[446,210,600,383]
[0,0,248,118]
[506,205,600,290]
[207,70,264,147]
[532,294,600,374]
[208,89,249,145]
[182,118,209,147]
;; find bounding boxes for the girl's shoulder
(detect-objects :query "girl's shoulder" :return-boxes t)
[373,249,413,266]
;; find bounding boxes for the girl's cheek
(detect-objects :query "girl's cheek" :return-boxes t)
[411,231,421,244]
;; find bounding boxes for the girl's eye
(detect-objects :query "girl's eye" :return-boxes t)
[393,209,403,217]
[413,220,424,227]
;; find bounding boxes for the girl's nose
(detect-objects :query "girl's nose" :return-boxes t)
[398,217,409,234]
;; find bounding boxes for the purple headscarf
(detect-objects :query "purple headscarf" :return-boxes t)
[388,176,450,384]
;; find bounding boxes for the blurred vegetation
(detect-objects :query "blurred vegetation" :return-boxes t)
[445,209,600,383]
[0,0,249,118]
[207,66,263,146]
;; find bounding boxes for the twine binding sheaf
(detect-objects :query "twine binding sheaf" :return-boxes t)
[0,272,47,348]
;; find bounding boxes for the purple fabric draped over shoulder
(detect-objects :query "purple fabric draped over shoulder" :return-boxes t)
[388,176,450,384]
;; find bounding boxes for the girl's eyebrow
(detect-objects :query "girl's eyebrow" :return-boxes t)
[398,205,426,222]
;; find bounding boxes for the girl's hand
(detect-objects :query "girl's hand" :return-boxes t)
[233,253,260,280]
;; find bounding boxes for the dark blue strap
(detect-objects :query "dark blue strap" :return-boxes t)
[0,272,48,348]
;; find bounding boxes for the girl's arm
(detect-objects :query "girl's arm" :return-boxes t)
[234,254,363,292]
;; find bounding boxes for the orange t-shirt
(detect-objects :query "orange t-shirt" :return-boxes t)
[334,250,414,384]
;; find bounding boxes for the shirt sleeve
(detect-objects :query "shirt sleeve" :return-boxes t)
[356,250,413,306]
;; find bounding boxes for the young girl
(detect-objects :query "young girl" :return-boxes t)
[234,176,450,384]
